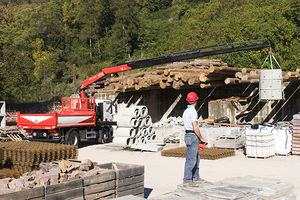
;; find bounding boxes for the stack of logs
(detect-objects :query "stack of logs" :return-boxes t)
[88,59,300,94]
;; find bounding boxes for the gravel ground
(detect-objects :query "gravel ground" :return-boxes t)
[78,143,300,199]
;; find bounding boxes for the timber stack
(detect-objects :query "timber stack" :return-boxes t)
[88,59,300,95]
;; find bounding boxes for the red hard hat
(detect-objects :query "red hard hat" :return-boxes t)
[186,92,199,102]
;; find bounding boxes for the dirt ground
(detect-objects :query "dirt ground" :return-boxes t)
[78,143,300,199]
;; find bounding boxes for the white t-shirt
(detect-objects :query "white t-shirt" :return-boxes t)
[182,105,198,131]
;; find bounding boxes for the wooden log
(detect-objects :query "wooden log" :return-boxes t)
[250,70,260,76]
[287,71,300,76]
[235,72,243,78]
[224,78,241,85]
[172,81,181,90]
[163,68,210,73]
[181,73,201,82]
[167,75,174,83]
[209,66,243,73]
[241,68,252,73]
[159,80,171,89]
[199,73,226,82]
[188,77,200,85]
[241,74,260,80]
[200,81,225,88]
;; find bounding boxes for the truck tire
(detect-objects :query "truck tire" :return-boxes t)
[65,129,80,146]
[97,127,112,144]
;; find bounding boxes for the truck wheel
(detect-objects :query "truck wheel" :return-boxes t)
[97,127,112,144]
[65,129,80,146]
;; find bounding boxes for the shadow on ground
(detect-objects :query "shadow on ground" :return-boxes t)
[144,188,153,199]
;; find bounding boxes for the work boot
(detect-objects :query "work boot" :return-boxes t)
[183,182,197,187]
[195,178,206,183]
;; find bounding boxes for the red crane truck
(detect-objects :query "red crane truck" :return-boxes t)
[17,39,270,145]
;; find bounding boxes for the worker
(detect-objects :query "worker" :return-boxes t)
[182,91,207,185]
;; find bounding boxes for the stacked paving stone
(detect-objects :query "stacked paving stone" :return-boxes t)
[292,114,300,155]
[0,141,78,176]
[161,147,235,160]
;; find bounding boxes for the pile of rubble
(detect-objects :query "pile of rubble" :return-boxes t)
[153,116,183,127]
[0,159,101,195]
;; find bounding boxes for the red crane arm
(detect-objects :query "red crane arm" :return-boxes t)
[80,64,132,98]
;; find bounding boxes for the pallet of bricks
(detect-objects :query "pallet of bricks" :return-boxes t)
[0,160,144,200]
[292,114,300,155]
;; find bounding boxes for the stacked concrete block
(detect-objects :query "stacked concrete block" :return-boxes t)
[98,162,144,198]
[113,105,156,146]
[292,114,300,155]
[0,141,78,176]
[245,126,275,158]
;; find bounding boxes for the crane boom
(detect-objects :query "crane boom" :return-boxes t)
[80,39,270,98]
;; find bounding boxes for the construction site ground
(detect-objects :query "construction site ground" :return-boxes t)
[78,143,300,199]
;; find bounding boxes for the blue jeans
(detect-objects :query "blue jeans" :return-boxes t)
[183,133,200,183]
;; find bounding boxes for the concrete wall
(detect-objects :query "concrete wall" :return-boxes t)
[96,81,300,124]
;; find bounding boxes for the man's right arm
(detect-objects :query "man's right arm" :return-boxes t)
[192,121,206,143]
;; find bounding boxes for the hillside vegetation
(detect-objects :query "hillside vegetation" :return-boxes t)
[0,0,299,103]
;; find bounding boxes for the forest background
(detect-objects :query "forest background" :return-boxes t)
[0,0,299,103]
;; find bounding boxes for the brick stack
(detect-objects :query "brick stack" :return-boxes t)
[292,114,300,155]
[0,141,78,176]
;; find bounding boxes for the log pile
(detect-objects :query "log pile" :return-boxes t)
[88,59,300,94]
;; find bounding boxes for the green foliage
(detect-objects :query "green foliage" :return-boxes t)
[0,0,299,103]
